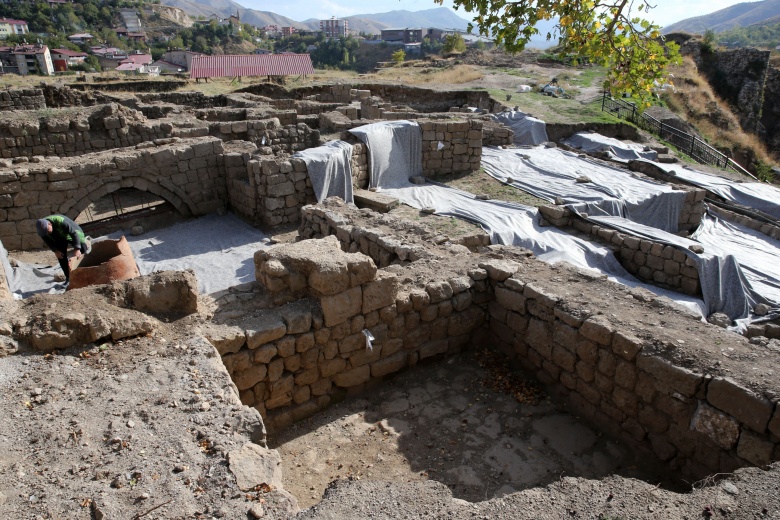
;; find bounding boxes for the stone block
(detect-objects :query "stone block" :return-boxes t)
[321,286,363,327]
[235,366,268,391]
[579,317,614,345]
[690,402,740,449]
[333,365,370,387]
[280,305,312,334]
[246,316,287,349]
[253,345,277,364]
[708,377,774,433]
[637,354,702,397]
[495,286,526,314]
[363,271,398,313]
[737,431,774,467]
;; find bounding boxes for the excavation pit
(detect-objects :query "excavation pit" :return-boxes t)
[272,350,676,509]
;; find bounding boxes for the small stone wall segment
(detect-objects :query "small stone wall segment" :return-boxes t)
[224,151,256,222]
[0,89,47,111]
[212,236,486,431]
[627,161,709,232]
[486,264,779,479]
[538,205,702,296]
[247,156,315,227]
[0,104,176,159]
[0,137,227,250]
[351,143,369,189]
[298,200,490,258]
[137,91,229,109]
[210,119,319,155]
[708,205,780,241]
[419,119,483,177]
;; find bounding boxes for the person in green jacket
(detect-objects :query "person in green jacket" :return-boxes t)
[35,215,91,283]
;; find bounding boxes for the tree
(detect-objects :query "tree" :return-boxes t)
[442,33,467,54]
[437,0,682,105]
[391,49,405,63]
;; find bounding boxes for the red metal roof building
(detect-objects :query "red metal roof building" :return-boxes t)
[189,53,314,79]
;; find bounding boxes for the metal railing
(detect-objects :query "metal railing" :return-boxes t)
[601,92,752,177]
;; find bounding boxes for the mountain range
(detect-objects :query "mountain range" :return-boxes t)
[158,0,472,35]
[663,0,780,34]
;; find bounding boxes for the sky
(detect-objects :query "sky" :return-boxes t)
[238,0,751,27]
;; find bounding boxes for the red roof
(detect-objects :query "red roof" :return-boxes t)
[0,18,28,25]
[52,48,87,57]
[120,53,151,65]
[189,53,314,79]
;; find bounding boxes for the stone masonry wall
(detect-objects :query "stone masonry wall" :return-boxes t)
[294,200,779,478]
[0,89,46,111]
[210,120,320,155]
[0,137,227,250]
[419,119,482,177]
[298,202,491,265]
[708,205,780,241]
[539,205,702,296]
[486,267,780,479]
[247,156,315,227]
[0,104,176,159]
[210,235,486,431]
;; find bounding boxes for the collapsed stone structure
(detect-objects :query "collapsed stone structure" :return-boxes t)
[0,81,779,517]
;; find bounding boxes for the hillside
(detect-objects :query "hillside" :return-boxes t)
[349,7,470,31]
[160,0,308,28]
[663,0,780,34]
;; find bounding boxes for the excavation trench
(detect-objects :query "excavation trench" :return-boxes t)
[270,349,678,509]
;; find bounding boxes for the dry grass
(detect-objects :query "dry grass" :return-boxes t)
[662,58,775,165]
[373,64,484,85]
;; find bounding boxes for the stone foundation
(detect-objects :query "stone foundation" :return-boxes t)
[539,205,702,296]
[0,88,46,111]
[0,136,227,250]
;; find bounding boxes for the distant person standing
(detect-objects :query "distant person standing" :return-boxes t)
[36,215,91,283]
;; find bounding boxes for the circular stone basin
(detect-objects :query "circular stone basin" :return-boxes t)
[67,236,140,290]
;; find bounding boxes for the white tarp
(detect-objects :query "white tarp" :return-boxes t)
[6,213,271,298]
[349,120,422,189]
[352,121,705,317]
[293,140,354,204]
[481,146,687,233]
[562,132,658,162]
[491,110,549,146]
[646,161,780,219]
[691,211,780,322]
[583,213,760,329]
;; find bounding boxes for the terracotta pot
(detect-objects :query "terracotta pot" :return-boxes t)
[67,236,141,290]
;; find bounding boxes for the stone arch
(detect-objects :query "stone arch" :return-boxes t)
[62,177,194,221]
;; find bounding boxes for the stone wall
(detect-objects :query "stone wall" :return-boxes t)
[0,89,46,111]
[419,119,483,177]
[538,205,702,295]
[209,120,319,154]
[0,136,226,250]
[486,267,780,478]
[247,155,315,227]
[761,67,780,154]
[298,201,491,264]
[209,235,486,431]
[708,205,780,241]
[0,104,176,159]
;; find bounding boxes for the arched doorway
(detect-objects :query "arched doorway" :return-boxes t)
[75,188,187,237]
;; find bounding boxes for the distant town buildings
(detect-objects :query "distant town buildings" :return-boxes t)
[281,27,296,36]
[320,17,348,39]
[380,28,423,44]
[0,44,54,75]
[50,48,87,71]
[150,49,202,73]
[68,33,94,44]
[0,19,29,38]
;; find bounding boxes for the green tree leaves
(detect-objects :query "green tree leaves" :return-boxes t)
[437,0,681,106]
